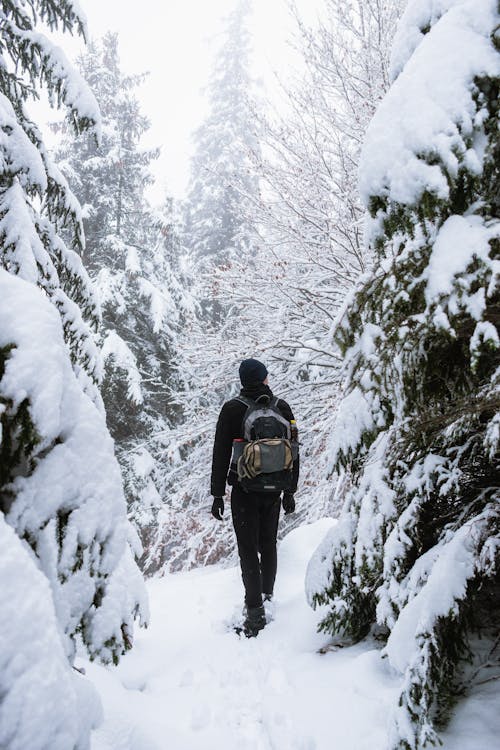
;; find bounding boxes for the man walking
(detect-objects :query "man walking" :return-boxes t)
[210,358,299,637]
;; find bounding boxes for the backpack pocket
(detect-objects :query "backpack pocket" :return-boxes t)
[237,439,293,480]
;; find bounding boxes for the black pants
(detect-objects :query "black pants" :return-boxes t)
[230,484,281,608]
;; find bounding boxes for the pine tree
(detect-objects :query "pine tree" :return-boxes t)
[0,4,148,744]
[55,34,189,538]
[183,0,258,266]
[307,1,499,747]
[57,33,158,273]
[120,198,193,547]
[0,0,102,404]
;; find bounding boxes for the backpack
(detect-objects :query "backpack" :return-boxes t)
[231,395,297,493]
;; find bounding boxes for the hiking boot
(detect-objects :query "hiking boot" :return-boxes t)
[263,593,275,621]
[243,604,266,638]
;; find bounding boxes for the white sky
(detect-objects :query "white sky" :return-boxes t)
[42,0,319,202]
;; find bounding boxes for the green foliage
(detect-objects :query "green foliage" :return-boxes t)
[313,557,378,641]
[0,345,40,501]
[312,6,500,748]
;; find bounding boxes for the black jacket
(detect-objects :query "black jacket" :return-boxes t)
[210,383,299,497]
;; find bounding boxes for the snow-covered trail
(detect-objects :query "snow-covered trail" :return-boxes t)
[85,519,498,750]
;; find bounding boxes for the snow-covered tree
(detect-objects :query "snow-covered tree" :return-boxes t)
[183,0,258,267]
[119,199,194,547]
[56,33,158,273]
[55,34,190,537]
[0,4,148,745]
[307,1,500,746]
[0,0,103,405]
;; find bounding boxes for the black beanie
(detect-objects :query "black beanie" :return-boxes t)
[239,358,268,386]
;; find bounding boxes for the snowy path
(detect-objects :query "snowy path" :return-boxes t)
[85,520,499,750]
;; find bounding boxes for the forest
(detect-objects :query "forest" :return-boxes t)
[0,0,498,749]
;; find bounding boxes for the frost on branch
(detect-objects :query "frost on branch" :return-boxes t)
[306,1,500,747]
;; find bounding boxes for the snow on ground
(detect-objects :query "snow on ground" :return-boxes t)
[83,519,500,750]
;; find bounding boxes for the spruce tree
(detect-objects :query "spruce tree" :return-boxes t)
[55,34,188,538]
[183,0,258,266]
[0,4,148,744]
[0,0,102,403]
[307,1,499,747]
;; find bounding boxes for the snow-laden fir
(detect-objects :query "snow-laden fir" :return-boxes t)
[54,33,193,551]
[0,3,147,748]
[306,0,499,747]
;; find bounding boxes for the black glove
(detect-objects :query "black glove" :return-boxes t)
[211,496,224,520]
[282,492,295,515]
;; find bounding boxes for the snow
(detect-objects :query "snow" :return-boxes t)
[0,179,103,406]
[86,519,398,750]
[385,522,476,674]
[24,27,101,136]
[328,386,376,466]
[0,93,47,193]
[425,214,500,308]
[96,268,127,315]
[78,519,500,750]
[441,679,500,750]
[390,0,461,80]
[132,447,157,479]
[126,246,141,275]
[0,180,47,283]
[0,125,103,403]
[360,0,500,207]
[305,517,349,605]
[138,277,170,334]
[484,410,500,460]
[470,321,500,365]
[0,514,101,750]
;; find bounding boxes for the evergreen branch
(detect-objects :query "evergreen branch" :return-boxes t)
[401,392,500,447]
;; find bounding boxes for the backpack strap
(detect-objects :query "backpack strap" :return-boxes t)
[234,395,273,441]
[233,396,255,409]
[233,396,254,408]
[233,395,254,438]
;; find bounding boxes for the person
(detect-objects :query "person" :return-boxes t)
[210,358,299,637]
